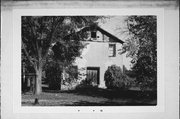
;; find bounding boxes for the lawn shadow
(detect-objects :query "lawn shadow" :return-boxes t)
[42,86,157,106]
[64,100,157,106]
[60,86,157,100]
[22,87,157,106]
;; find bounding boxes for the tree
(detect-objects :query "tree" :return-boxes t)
[120,16,157,90]
[52,37,84,84]
[22,16,100,95]
[45,33,85,90]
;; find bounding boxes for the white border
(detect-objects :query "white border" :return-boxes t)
[12,8,164,113]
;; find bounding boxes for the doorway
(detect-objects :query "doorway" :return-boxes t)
[86,67,100,86]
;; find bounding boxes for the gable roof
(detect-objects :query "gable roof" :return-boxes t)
[96,26,124,44]
[64,24,124,44]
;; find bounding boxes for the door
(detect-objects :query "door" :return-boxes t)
[86,67,100,86]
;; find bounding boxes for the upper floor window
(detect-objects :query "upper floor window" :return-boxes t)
[91,31,97,39]
[109,44,116,57]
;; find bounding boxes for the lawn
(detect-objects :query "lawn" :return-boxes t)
[22,87,157,106]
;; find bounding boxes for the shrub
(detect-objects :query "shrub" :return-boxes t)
[132,56,157,91]
[45,61,62,90]
[75,79,94,89]
[64,65,78,84]
[104,65,131,90]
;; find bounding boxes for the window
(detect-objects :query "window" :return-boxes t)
[91,31,97,39]
[109,44,116,57]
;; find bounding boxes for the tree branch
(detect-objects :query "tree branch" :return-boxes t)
[26,18,39,58]
[22,36,37,58]
[42,17,64,61]
[22,41,36,68]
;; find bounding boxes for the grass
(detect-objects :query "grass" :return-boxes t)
[22,87,157,106]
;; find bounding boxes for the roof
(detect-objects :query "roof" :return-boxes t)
[64,24,124,44]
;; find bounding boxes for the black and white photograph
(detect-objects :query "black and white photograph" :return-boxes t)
[21,15,157,106]
[1,0,179,119]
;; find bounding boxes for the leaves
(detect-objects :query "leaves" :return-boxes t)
[52,39,84,67]
[104,65,132,89]
[121,16,157,91]
[22,16,100,68]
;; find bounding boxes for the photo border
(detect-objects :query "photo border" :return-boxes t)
[12,8,164,113]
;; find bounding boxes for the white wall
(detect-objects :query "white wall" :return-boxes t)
[75,41,123,88]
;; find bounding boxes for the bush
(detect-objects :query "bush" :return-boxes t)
[64,66,78,84]
[75,79,97,90]
[132,56,157,91]
[45,61,62,90]
[104,65,131,90]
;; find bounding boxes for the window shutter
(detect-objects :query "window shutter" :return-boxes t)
[113,44,116,57]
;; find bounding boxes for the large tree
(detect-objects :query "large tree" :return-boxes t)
[22,16,99,95]
[121,16,157,90]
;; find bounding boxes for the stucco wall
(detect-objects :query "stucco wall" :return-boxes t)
[75,41,123,88]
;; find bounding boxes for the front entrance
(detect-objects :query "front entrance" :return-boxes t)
[86,67,100,86]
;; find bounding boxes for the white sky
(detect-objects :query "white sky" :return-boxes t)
[98,16,132,70]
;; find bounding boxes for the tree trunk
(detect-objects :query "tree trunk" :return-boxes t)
[62,68,66,82]
[61,68,66,90]
[35,65,42,95]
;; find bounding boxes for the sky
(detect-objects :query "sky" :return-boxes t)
[98,16,129,41]
[98,16,132,70]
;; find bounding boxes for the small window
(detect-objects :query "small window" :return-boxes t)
[109,44,116,57]
[91,31,97,38]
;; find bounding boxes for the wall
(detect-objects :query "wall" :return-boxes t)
[75,41,123,88]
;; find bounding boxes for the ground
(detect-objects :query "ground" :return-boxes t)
[22,87,157,106]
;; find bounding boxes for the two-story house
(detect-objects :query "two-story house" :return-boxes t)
[71,24,124,88]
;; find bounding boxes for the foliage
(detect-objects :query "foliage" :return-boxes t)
[44,60,79,90]
[45,60,62,90]
[21,49,35,73]
[64,65,79,84]
[120,16,157,91]
[120,38,140,63]
[75,79,97,90]
[104,65,131,89]
[22,16,99,69]
[52,40,84,67]
[132,56,157,91]
[22,16,101,94]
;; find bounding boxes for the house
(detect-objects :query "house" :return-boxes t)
[68,24,124,88]
[21,24,125,92]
